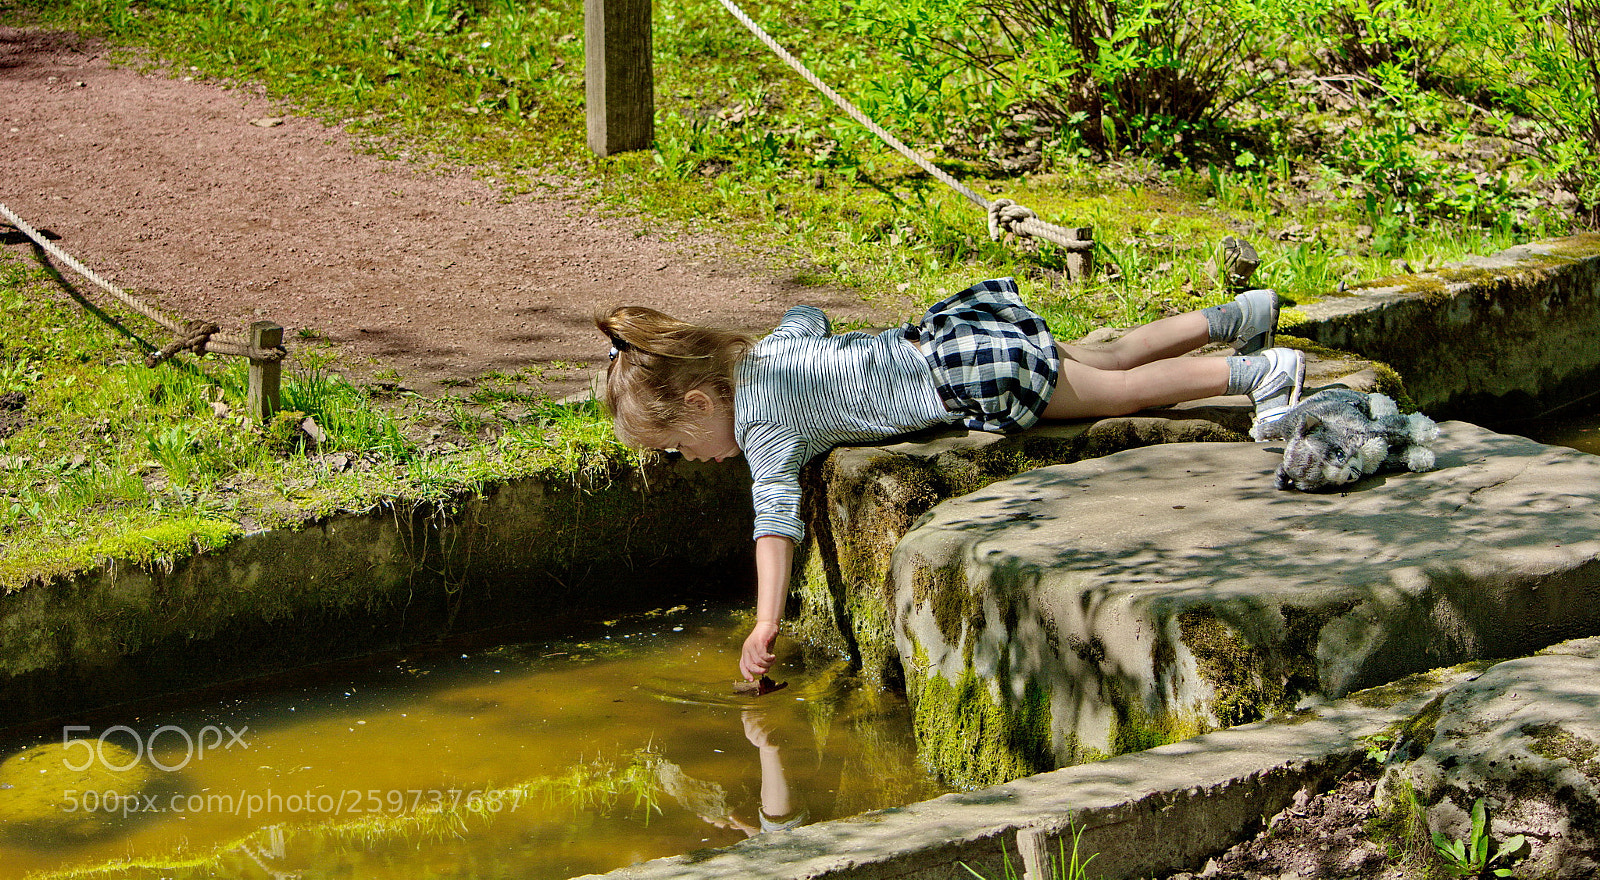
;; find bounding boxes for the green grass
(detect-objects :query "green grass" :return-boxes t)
[0,248,633,590]
[4,0,1573,315]
[0,0,1582,585]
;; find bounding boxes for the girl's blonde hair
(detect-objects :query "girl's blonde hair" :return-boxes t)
[595,306,753,447]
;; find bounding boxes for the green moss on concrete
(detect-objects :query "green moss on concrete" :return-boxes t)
[794,439,1096,687]
[1525,724,1600,778]
[1346,661,1494,710]
[805,451,951,684]
[99,517,242,567]
[1173,603,1361,730]
[1535,232,1600,259]
[1432,265,1498,287]
[1349,246,1587,302]
[1279,602,1357,696]
[911,563,983,662]
[0,517,244,596]
[1177,607,1282,728]
[1107,683,1210,755]
[1394,692,1449,757]
[906,644,1053,788]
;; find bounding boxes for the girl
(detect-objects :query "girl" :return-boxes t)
[596,278,1301,682]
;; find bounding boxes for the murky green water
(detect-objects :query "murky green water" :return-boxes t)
[0,606,946,879]
[1515,409,1600,455]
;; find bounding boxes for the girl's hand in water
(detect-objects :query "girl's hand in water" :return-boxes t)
[740,621,778,680]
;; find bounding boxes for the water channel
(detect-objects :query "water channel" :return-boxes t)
[0,606,945,879]
[1512,407,1600,456]
[3,411,1596,880]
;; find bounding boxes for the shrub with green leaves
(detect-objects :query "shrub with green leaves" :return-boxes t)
[848,0,1277,161]
[1477,0,1600,224]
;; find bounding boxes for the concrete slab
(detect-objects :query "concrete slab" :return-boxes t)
[890,422,1600,786]
[1380,637,1600,878]
[790,354,1397,689]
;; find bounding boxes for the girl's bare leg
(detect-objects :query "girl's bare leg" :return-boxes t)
[1042,343,1230,420]
[1059,311,1211,371]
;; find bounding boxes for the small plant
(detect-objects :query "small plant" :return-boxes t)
[961,823,1098,880]
[1361,731,1396,763]
[1431,797,1526,878]
[0,356,42,393]
[143,423,204,483]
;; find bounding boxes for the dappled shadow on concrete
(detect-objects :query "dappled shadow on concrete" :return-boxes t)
[893,421,1600,783]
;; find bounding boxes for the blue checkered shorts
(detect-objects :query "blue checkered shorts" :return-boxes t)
[907,278,1060,433]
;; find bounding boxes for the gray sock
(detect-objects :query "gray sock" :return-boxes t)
[1204,301,1244,344]
[1225,355,1267,395]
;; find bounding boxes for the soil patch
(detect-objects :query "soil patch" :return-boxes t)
[0,25,902,398]
[1154,765,1430,880]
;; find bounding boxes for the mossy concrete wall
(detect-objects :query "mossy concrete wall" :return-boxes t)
[1292,233,1600,421]
[0,458,753,729]
[790,414,1249,689]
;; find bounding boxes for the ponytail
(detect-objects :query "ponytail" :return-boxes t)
[595,306,752,446]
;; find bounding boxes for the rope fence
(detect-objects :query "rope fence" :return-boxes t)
[718,0,1094,277]
[591,0,1095,278]
[0,201,285,421]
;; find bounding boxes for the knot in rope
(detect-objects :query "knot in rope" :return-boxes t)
[987,198,1040,241]
[145,320,220,367]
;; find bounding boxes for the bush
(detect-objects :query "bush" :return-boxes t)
[1501,0,1600,225]
[850,0,1277,161]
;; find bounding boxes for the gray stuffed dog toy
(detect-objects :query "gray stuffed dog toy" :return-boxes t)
[1255,387,1439,492]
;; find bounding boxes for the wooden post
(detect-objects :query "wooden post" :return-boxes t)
[1017,827,1052,880]
[585,0,654,156]
[1222,236,1260,291]
[247,321,283,423]
[1066,226,1094,281]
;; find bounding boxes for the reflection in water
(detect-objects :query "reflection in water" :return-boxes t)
[663,708,809,840]
[0,606,944,879]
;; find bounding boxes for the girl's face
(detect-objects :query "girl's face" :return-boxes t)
[656,388,740,462]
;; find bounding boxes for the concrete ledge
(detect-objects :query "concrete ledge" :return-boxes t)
[576,664,1486,880]
[1291,233,1600,420]
[0,458,754,729]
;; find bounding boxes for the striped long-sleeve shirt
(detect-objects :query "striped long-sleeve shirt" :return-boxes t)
[734,305,954,543]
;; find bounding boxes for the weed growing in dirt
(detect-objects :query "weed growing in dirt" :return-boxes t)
[1431,797,1527,878]
[960,822,1097,880]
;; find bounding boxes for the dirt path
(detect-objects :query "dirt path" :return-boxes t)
[0,26,896,398]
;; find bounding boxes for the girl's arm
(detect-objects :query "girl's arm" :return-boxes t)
[740,533,795,681]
